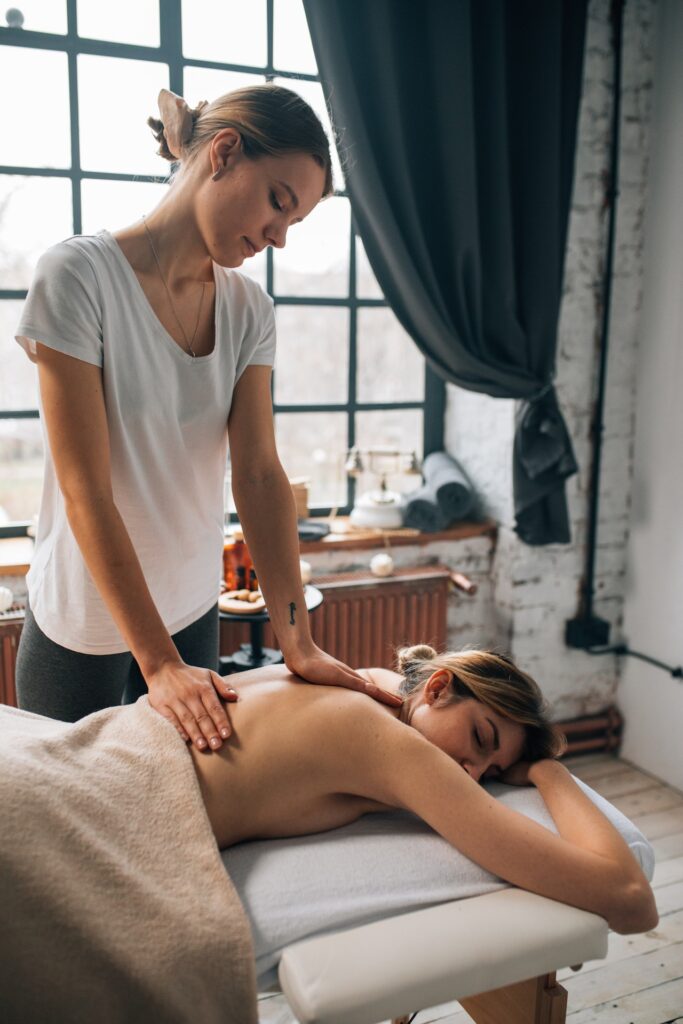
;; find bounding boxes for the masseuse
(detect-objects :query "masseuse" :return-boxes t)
[15,84,402,751]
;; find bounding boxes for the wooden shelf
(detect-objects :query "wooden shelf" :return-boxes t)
[300,518,496,554]
[0,521,497,575]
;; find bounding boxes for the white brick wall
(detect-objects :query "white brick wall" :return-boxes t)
[0,575,26,603]
[300,531,498,662]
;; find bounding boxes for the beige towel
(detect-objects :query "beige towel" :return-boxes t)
[0,697,257,1024]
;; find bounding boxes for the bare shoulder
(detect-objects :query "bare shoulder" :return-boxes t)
[315,687,442,808]
[356,666,403,693]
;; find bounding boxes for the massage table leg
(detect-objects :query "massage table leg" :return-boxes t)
[391,970,568,1024]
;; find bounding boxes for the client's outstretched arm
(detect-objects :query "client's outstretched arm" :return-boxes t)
[336,705,657,935]
[523,758,657,934]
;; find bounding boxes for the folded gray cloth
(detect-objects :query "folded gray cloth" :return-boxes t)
[403,451,475,531]
[401,489,447,532]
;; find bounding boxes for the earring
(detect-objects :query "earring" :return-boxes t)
[211,168,222,182]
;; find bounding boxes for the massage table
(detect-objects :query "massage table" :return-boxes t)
[0,701,649,1022]
[223,776,653,1024]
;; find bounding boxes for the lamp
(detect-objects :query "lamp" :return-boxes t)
[345,447,421,528]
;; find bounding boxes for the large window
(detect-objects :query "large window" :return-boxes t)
[0,0,443,534]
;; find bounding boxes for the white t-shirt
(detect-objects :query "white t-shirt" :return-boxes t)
[15,230,276,654]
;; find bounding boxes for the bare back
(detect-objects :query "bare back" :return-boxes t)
[188,667,656,937]
[189,666,402,848]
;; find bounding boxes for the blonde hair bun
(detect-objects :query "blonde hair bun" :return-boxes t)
[396,644,437,673]
[146,84,334,196]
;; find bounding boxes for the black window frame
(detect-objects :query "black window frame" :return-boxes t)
[0,0,444,538]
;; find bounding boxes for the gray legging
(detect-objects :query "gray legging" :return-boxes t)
[16,601,220,722]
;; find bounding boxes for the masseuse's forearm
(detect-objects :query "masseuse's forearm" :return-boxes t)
[65,495,180,674]
[231,465,312,659]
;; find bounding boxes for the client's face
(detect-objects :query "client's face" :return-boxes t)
[409,670,525,782]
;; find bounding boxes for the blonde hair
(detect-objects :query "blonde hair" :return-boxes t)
[147,83,334,196]
[396,644,566,762]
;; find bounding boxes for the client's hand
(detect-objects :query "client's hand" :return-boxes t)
[499,758,561,786]
[498,761,534,786]
[286,643,403,708]
[146,660,239,752]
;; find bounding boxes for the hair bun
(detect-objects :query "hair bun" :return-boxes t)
[147,115,175,162]
[396,644,436,673]
[148,92,210,162]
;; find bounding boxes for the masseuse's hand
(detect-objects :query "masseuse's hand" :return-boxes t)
[286,642,403,709]
[146,661,239,752]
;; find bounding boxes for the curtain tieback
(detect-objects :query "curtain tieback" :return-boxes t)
[529,379,555,404]
[518,381,576,479]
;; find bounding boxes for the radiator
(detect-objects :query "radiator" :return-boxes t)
[219,565,451,671]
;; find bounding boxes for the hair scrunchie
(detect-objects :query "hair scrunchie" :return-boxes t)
[149,88,208,160]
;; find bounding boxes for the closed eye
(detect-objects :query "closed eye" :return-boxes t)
[270,191,283,212]
[476,730,501,781]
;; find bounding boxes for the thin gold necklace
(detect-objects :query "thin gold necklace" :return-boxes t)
[142,215,205,359]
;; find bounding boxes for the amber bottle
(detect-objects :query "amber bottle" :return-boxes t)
[222,536,237,589]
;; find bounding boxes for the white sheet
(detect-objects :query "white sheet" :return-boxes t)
[221,775,653,988]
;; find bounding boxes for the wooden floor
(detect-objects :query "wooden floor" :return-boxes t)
[257,752,683,1024]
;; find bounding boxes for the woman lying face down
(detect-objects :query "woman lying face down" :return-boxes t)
[390,644,562,782]
[190,644,657,936]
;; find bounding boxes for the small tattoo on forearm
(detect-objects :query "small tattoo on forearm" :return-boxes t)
[289,602,296,625]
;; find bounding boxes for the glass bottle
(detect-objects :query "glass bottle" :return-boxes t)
[222,535,237,590]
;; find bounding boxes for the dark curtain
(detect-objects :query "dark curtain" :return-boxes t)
[303,0,587,544]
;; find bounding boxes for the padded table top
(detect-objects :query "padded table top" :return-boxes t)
[278,887,608,1024]
[223,774,651,990]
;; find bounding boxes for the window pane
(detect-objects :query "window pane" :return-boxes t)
[81,179,169,234]
[275,411,347,507]
[354,408,424,498]
[3,1,67,34]
[77,0,159,46]
[273,76,344,191]
[273,195,349,298]
[0,47,70,169]
[78,55,168,175]
[0,419,44,525]
[182,0,266,67]
[183,67,266,109]
[0,302,39,410]
[274,0,317,75]
[274,306,348,405]
[356,308,425,403]
[355,235,383,299]
[0,176,73,289]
